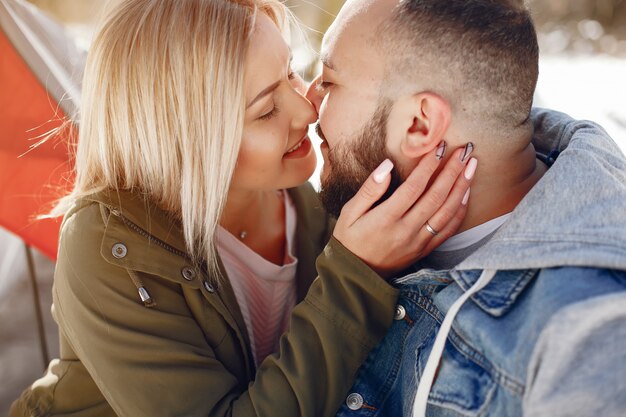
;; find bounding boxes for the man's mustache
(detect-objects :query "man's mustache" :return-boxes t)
[315,122,327,142]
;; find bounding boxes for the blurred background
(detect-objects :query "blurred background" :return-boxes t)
[1,0,625,413]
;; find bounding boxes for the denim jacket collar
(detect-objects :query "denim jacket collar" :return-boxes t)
[450,269,538,317]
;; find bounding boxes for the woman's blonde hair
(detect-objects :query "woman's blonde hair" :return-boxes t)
[56,0,288,277]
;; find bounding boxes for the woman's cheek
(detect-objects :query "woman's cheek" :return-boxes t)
[242,131,281,164]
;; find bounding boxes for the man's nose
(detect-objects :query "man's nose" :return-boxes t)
[305,73,324,115]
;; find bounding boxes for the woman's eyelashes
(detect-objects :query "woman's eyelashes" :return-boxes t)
[259,106,280,121]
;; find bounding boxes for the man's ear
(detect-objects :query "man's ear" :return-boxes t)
[388,93,451,159]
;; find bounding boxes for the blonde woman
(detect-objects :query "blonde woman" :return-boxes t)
[11,0,473,416]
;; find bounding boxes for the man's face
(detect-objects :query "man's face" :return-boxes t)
[306,0,402,216]
[317,102,403,217]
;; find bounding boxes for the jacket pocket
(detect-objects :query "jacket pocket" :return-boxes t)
[419,336,496,416]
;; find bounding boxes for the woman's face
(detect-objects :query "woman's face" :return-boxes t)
[232,13,318,192]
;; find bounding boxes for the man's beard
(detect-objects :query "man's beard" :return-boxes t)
[319,102,403,218]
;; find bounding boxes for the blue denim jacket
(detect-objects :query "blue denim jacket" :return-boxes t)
[335,268,626,417]
[335,110,626,417]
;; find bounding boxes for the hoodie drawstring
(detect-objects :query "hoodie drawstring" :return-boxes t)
[412,269,498,417]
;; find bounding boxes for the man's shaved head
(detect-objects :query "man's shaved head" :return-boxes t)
[377,0,539,135]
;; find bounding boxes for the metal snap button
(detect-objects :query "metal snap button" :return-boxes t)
[203,281,215,293]
[394,304,406,321]
[346,393,364,410]
[181,267,196,281]
[112,243,128,259]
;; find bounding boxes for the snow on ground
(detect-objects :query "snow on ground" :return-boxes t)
[536,54,626,153]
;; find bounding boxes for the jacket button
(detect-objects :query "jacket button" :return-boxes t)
[203,281,215,293]
[112,243,128,259]
[346,393,364,410]
[181,267,196,281]
[394,304,406,320]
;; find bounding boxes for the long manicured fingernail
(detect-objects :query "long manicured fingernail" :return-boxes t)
[436,141,447,160]
[460,142,474,162]
[464,157,478,180]
[462,188,471,205]
[373,159,394,183]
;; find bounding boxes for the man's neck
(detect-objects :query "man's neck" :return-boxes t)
[457,141,548,233]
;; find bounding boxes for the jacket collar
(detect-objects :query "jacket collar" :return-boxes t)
[84,188,188,255]
[82,187,323,292]
[449,269,538,316]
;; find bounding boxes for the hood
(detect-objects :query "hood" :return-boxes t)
[456,107,626,272]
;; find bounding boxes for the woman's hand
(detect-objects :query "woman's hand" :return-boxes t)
[333,143,476,278]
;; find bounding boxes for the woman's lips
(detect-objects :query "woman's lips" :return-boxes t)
[283,135,312,159]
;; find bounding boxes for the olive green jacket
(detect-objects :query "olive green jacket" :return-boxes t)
[11,183,399,417]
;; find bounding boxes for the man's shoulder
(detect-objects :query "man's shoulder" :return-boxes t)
[535,265,626,293]
[499,266,626,320]
[532,266,626,336]
[524,289,626,417]
[534,266,626,331]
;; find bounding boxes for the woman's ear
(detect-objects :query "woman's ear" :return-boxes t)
[399,93,451,158]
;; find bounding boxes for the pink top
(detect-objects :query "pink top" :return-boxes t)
[216,191,298,366]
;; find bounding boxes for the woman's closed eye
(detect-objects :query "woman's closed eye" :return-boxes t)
[259,106,280,121]
[258,70,299,121]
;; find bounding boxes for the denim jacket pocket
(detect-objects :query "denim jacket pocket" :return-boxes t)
[421,337,497,417]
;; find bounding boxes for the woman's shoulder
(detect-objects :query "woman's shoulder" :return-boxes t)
[55,192,204,312]
[54,199,121,304]
[57,190,133,260]
[56,191,192,285]
[58,198,107,255]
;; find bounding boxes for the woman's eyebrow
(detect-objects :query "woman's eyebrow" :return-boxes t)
[247,81,281,109]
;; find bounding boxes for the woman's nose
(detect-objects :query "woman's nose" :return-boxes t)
[305,74,324,115]
[289,76,318,128]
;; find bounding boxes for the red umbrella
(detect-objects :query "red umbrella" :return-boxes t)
[1,0,83,367]
[0,0,83,260]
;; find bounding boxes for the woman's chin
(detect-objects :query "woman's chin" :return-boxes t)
[282,152,318,189]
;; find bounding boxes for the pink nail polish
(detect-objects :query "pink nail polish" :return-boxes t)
[462,188,471,205]
[436,141,447,160]
[373,159,394,183]
[464,158,477,180]
[460,142,474,162]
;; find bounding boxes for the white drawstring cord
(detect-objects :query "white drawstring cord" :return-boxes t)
[412,269,497,417]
